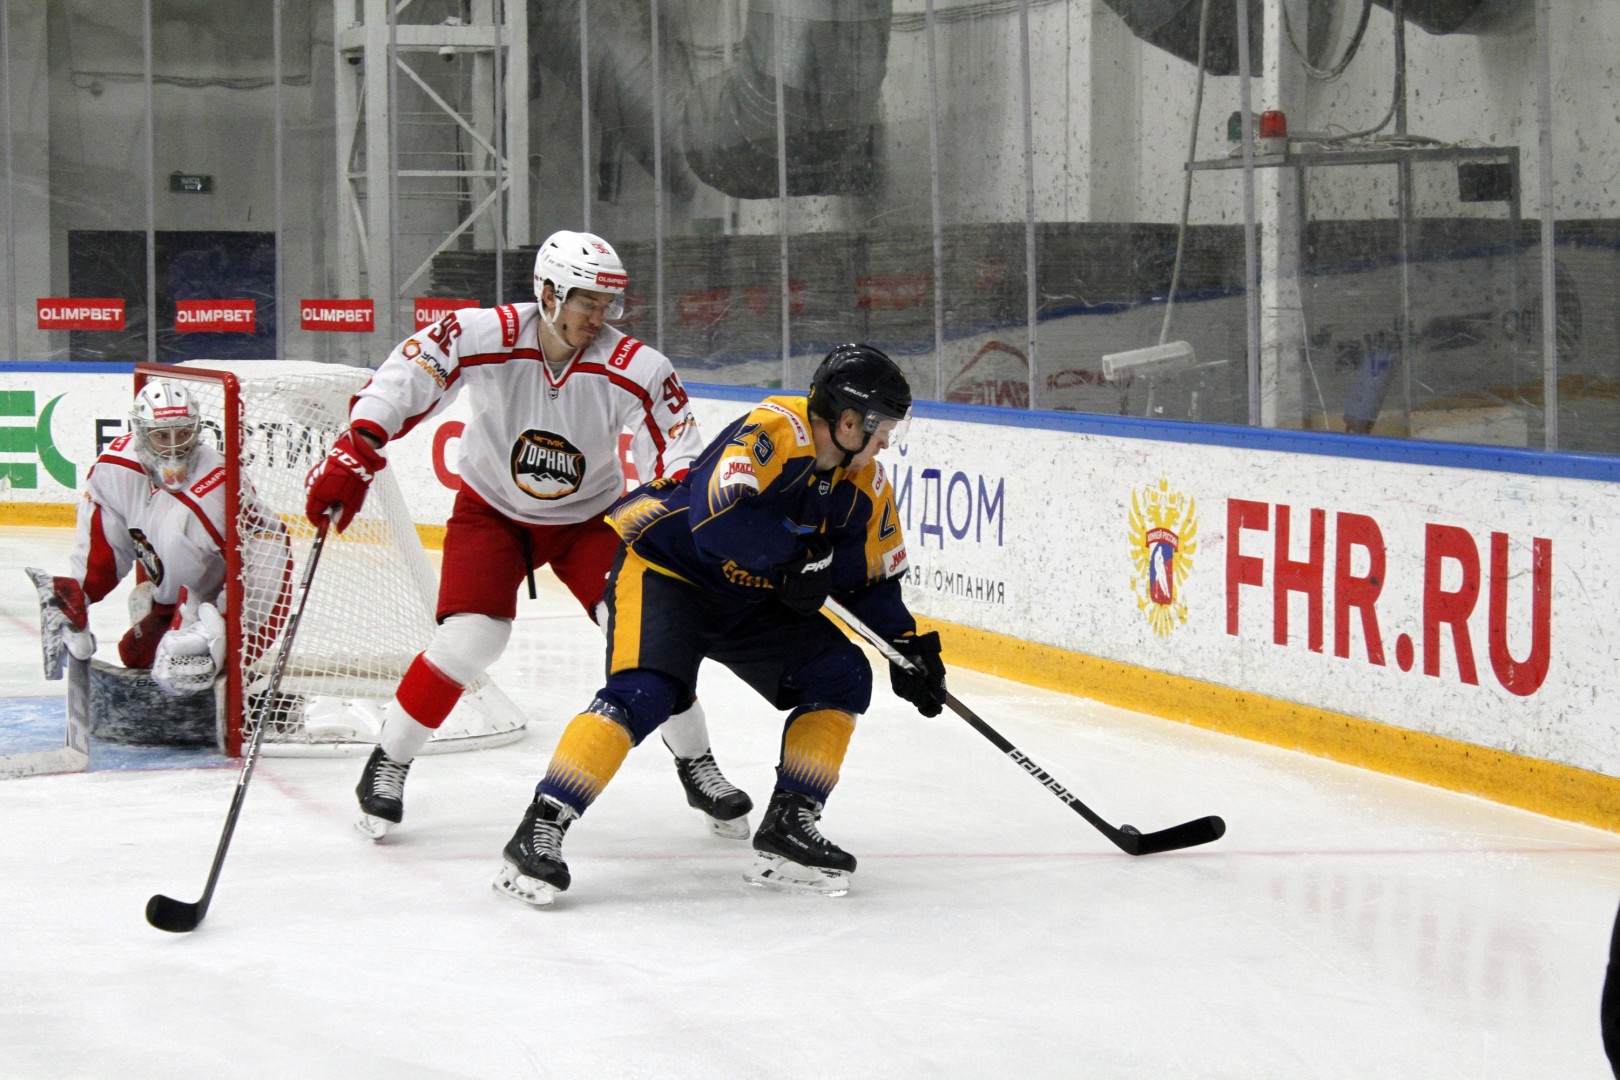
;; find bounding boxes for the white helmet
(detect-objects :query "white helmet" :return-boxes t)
[533,229,627,322]
[130,380,202,492]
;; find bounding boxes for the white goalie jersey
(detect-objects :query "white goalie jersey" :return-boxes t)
[72,434,231,608]
[350,303,706,524]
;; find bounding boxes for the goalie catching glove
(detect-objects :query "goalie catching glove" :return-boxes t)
[304,424,387,533]
[152,597,226,697]
[24,567,97,680]
[889,630,946,717]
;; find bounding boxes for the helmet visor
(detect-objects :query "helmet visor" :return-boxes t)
[561,290,625,322]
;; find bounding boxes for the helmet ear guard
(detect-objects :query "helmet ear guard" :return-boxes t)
[533,229,627,324]
[130,380,203,492]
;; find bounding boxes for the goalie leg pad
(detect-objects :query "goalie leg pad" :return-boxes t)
[89,660,217,746]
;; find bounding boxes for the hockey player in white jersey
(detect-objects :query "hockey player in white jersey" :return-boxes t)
[305,229,753,840]
[31,380,289,705]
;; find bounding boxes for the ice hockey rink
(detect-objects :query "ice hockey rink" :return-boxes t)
[3,524,1619,1080]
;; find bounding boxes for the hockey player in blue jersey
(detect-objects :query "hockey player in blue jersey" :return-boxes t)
[493,343,949,906]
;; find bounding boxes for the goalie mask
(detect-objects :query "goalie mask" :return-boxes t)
[534,229,627,328]
[130,381,202,492]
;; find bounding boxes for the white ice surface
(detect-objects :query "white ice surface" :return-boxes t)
[2,526,1619,1079]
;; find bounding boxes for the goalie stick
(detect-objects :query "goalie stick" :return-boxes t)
[823,598,1225,856]
[146,517,332,933]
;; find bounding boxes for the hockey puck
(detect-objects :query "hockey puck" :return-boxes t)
[1120,824,1140,835]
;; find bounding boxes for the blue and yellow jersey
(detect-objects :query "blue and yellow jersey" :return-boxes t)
[607,395,914,637]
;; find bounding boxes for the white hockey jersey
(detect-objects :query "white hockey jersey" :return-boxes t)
[71,434,229,608]
[351,303,705,525]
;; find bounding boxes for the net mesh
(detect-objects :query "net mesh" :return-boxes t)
[138,361,527,756]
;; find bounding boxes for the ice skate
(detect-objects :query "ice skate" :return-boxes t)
[355,745,412,840]
[744,790,856,896]
[672,751,753,839]
[493,794,577,908]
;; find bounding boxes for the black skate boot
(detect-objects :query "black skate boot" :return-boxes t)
[744,789,856,896]
[493,794,577,908]
[355,745,412,840]
[671,750,754,840]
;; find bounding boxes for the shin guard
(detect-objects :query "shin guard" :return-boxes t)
[776,707,856,806]
[538,711,634,815]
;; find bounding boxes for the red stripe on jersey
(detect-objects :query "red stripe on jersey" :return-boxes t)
[170,489,227,551]
[571,362,670,478]
[95,453,146,478]
[392,367,465,440]
[82,503,121,602]
[457,348,544,368]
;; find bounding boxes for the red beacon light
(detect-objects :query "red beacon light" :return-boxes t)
[1257,110,1288,154]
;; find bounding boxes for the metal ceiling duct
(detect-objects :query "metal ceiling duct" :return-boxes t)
[528,0,893,201]
[1098,0,1533,75]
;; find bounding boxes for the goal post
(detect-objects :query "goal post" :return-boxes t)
[133,360,528,757]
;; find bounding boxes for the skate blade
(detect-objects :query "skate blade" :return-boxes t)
[707,813,751,840]
[355,812,392,840]
[743,852,851,897]
[492,861,562,909]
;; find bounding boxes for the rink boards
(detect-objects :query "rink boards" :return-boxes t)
[3,360,1618,830]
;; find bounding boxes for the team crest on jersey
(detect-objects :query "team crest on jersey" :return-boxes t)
[510,429,586,500]
[1128,475,1198,636]
[128,527,165,586]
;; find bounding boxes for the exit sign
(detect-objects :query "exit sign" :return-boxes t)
[169,173,213,194]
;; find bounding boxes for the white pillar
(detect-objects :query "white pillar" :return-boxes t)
[1258,0,1305,427]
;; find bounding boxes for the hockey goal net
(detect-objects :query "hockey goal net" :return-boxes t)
[133,361,527,757]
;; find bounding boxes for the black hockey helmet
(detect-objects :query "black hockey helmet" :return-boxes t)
[808,343,913,437]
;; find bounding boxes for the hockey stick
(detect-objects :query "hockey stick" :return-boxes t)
[146,517,332,933]
[823,598,1225,856]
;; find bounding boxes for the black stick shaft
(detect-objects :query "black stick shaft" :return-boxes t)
[146,519,333,932]
[822,598,1224,857]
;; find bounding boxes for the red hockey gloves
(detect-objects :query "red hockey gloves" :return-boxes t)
[889,630,946,717]
[774,534,835,614]
[305,426,387,532]
[49,575,89,632]
[26,568,96,679]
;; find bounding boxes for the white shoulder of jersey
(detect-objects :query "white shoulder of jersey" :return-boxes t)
[435,301,541,358]
[87,433,152,502]
[580,326,679,389]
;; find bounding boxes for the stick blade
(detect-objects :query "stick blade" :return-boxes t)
[146,893,204,933]
[1123,815,1226,856]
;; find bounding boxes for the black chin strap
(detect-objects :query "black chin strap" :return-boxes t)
[831,424,867,470]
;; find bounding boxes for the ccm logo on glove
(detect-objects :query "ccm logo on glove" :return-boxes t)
[305,426,387,532]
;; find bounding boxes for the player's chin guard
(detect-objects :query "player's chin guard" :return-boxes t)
[533,229,627,328]
[807,343,914,467]
[131,380,203,493]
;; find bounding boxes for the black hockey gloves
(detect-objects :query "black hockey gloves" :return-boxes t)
[889,631,946,717]
[775,534,835,614]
